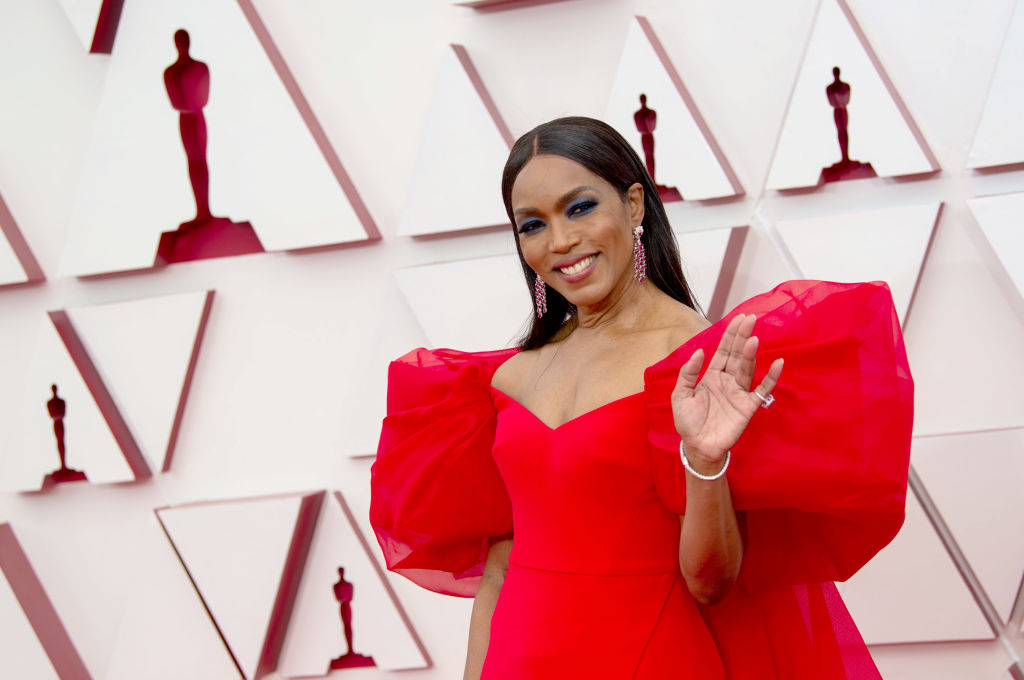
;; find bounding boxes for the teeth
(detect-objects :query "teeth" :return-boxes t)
[560,255,595,275]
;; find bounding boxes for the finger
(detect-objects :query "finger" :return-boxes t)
[731,334,758,391]
[708,314,744,373]
[672,348,705,399]
[724,314,757,380]
[752,357,784,406]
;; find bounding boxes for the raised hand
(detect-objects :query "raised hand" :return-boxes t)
[671,314,783,476]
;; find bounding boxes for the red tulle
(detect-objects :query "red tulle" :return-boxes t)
[370,280,912,678]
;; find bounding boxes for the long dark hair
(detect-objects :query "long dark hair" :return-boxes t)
[501,116,701,350]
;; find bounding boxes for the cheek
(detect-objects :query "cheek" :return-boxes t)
[519,237,545,269]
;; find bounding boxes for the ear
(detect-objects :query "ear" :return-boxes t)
[625,182,645,225]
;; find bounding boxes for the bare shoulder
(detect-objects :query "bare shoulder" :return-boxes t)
[657,299,711,354]
[491,346,540,395]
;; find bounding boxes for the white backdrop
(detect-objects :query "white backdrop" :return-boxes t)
[1,0,1024,678]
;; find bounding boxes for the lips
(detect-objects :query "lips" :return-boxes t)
[559,254,596,276]
[555,253,598,283]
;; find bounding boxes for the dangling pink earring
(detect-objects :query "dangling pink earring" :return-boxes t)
[534,275,547,318]
[632,225,647,283]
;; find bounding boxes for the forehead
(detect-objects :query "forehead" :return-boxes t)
[510,155,613,209]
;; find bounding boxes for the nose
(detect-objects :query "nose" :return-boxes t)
[548,217,581,253]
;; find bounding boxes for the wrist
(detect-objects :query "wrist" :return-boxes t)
[679,441,730,481]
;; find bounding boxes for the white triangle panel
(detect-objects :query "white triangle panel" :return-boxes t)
[969,0,1024,169]
[0,191,43,287]
[766,0,937,190]
[395,254,530,351]
[60,0,372,277]
[0,568,60,680]
[0,318,132,491]
[604,17,741,201]
[836,491,992,643]
[279,491,428,675]
[65,291,213,473]
[0,223,29,287]
[104,517,240,680]
[157,493,318,679]
[967,192,1024,304]
[56,0,106,51]
[0,524,92,679]
[676,224,746,321]
[912,429,1024,623]
[397,45,512,237]
[774,203,939,323]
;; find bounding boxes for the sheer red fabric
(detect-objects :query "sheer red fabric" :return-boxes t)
[370,280,913,678]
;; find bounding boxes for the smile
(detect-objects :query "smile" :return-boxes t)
[559,254,597,276]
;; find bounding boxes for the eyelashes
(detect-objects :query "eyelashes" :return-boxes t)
[567,199,597,217]
[516,199,598,234]
[517,219,544,234]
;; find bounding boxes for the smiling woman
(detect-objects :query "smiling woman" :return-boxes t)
[502,117,700,350]
[370,117,914,679]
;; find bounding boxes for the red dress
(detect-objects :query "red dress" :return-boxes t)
[371,280,913,678]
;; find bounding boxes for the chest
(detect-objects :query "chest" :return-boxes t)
[517,338,663,430]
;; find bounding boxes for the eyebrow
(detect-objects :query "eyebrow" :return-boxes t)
[513,185,597,217]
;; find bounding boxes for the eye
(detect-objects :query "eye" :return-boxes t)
[517,219,545,235]
[567,200,597,217]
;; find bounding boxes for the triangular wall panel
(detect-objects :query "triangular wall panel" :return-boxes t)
[766,0,938,190]
[60,0,376,277]
[774,202,940,323]
[967,192,1024,305]
[836,491,993,643]
[604,17,743,201]
[969,0,1024,169]
[913,428,1024,623]
[0,524,91,679]
[394,254,530,352]
[0,190,44,288]
[157,492,323,679]
[676,224,747,321]
[278,491,429,675]
[0,568,60,680]
[0,315,139,492]
[57,0,123,53]
[104,516,241,680]
[397,45,513,237]
[65,290,214,472]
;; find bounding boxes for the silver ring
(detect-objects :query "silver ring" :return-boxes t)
[754,391,775,409]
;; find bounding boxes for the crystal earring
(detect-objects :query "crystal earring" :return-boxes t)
[534,274,547,318]
[632,225,647,283]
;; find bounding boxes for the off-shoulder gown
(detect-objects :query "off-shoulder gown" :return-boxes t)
[371,280,914,678]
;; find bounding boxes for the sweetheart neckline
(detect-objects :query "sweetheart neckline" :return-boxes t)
[490,386,645,432]
[484,320,719,432]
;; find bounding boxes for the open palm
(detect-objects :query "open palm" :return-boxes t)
[671,314,783,471]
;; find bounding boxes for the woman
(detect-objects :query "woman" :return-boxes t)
[371,117,913,678]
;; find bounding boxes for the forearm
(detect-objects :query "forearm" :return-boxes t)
[678,453,742,605]
[464,538,511,680]
[464,575,500,679]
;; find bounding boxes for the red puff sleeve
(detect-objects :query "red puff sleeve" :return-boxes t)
[644,280,913,588]
[370,347,517,597]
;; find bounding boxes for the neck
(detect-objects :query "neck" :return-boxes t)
[574,277,657,334]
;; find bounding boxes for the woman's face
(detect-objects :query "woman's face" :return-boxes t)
[510,154,644,310]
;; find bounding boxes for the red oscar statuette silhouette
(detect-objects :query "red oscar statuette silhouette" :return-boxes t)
[329,567,375,670]
[819,66,877,184]
[42,385,88,489]
[156,29,264,264]
[634,94,682,202]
